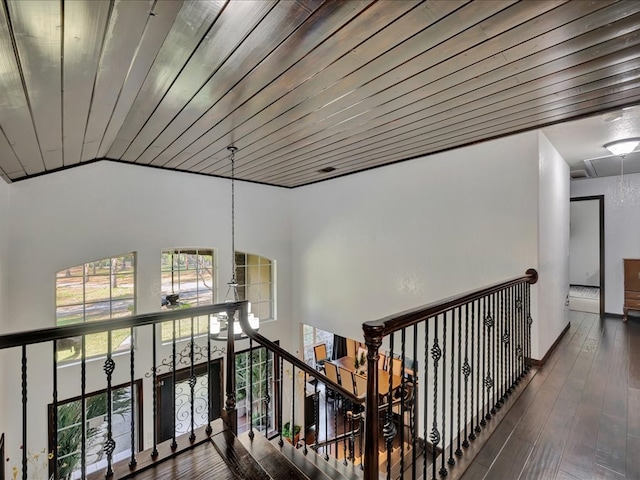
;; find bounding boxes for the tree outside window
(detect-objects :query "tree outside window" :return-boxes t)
[55,254,135,360]
[161,248,215,341]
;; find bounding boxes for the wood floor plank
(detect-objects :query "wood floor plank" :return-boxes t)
[628,387,640,438]
[595,413,627,477]
[627,434,640,480]
[462,313,639,480]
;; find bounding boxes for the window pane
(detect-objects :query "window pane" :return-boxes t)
[246,254,260,266]
[258,303,271,320]
[85,301,112,322]
[85,274,110,304]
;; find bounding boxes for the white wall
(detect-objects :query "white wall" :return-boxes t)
[569,200,600,286]
[571,172,640,314]
[291,132,542,354]
[2,161,293,461]
[536,132,570,359]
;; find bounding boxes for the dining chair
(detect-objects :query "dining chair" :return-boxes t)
[378,352,387,371]
[313,343,328,372]
[390,356,403,378]
[354,373,367,397]
[346,338,357,358]
[324,361,340,401]
[338,367,356,395]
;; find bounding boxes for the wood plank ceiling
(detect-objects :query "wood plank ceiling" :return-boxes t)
[0,0,639,188]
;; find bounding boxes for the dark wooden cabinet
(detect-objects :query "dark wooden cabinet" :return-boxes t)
[623,259,640,321]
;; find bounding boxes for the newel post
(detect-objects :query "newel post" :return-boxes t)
[363,323,384,479]
[222,306,238,435]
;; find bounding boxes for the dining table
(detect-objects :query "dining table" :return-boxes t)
[331,355,402,397]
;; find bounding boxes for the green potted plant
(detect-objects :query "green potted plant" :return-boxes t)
[282,421,301,445]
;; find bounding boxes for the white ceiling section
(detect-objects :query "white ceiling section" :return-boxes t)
[0,0,639,187]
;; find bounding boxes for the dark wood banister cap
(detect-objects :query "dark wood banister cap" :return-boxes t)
[363,268,538,338]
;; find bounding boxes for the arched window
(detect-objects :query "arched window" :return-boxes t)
[161,248,215,307]
[161,248,215,341]
[55,253,135,359]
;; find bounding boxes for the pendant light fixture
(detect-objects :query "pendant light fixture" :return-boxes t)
[210,146,259,340]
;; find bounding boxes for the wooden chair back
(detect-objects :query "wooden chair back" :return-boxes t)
[354,373,367,397]
[314,343,327,363]
[378,352,387,371]
[346,338,357,358]
[338,367,356,395]
[324,361,339,385]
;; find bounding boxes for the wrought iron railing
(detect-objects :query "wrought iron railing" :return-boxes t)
[236,307,366,470]
[362,269,538,479]
[0,303,234,480]
[0,269,538,480]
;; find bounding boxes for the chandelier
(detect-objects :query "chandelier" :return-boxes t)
[209,146,259,340]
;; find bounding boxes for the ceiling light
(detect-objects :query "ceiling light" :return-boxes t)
[603,138,640,157]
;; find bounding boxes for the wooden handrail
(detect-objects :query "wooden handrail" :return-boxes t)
[0,302,233,350]
[236,304,363,404]
[361,268,537,480]
[363,269,537,338]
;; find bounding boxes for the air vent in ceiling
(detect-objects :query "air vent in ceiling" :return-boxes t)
[317,166,336,173]
[570,169,590,179]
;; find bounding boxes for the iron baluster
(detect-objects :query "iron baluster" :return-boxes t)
[278,355,284,446]
[171,319,178,450]
[152,325,159,457]
[21,345,27,480]
[81,335,87,478]
[455,306,463,456]
[129,326,137,467]
[440,314,448,477]
[491,291,497,415]
[189,318,196,443]
[480,297,487,428]
[468,302,476,442]
[484,294,494,422]
[423,320,429,480]
[104,330,116,477]
[475,300,481,435]
[412,323,418,478]
[249,338,255,441]
[386,332,395,480]
[324,383,329,461]
[303,372,308,456]
[431,315,442,480]
[497,290,504,410]
[400,327,406,474]
[314,377,319,455]
[462,304,470,449]
[206,320,212,437]
[448,311,455,466]
[52,341,58,480]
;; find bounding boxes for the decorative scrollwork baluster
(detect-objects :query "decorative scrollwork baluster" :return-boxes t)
[386,332,395,479]
[104,330,116,477]
[475,300,482,435]
[485,295,494,422]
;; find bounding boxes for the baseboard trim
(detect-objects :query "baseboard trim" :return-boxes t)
[529,321,571,367]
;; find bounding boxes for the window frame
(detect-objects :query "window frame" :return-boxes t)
[48,380,143,479]
[234,251,275,321]
[55,253,136,360]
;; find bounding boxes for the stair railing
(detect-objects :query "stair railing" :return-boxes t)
[362,269,538,479]
[237,305,366,469]
[0,302,237,480]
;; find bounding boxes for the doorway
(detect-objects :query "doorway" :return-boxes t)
[569,196,605,315]
[156,359,223,443]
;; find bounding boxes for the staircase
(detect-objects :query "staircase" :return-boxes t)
[212,427,359,480]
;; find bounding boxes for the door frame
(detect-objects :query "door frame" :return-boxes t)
[570,195,605,315]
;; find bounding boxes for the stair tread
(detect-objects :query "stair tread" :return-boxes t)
[239,431,331,480]
[211,428,271,480]
[267,435,362,480]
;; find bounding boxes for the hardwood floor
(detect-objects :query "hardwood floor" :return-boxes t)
[461,311,640,480]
